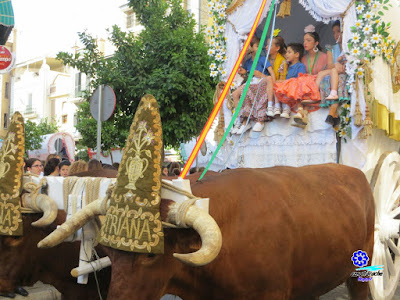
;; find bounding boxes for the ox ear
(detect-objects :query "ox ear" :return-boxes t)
[99,94,165,254]
[0,112,25,236]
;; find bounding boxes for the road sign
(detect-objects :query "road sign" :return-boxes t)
[90,85,116,122]
[0,46,14,74]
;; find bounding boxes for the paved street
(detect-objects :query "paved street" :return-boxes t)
[2,281,400,299]
[161,282,400,300]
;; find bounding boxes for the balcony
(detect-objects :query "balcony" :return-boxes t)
[24,106,37,118]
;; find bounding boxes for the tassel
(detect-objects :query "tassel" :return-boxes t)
[354,102,363,127]
[277,0,291,18]
[362,105,373,137]
[213,82,227,143]
[358,105,373,139]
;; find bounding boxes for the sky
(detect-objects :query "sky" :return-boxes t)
[12,0,126,63]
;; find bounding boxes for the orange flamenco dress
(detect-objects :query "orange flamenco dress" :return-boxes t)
[274,73,321,109]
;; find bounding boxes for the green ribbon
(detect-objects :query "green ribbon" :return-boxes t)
[199,0,276,181]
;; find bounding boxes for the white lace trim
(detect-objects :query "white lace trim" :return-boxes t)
[298,0,341,24]
[186,109,337,171]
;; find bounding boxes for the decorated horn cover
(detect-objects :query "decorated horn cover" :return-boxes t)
[0,112,24,236]
[100,95,164,253]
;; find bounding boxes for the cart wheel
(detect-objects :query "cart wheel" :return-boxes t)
[369,152,400,300]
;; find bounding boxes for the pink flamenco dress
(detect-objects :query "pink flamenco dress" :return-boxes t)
[275,73,321,109]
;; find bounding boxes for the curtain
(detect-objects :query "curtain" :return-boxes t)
[223,0,272,81]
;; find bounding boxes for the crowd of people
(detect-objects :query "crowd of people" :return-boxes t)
[230,21,349,133]
[24,155,120,177]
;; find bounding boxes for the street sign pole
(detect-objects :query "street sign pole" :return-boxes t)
[96,85,103,161]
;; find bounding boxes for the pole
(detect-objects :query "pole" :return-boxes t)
[96,85,103,161]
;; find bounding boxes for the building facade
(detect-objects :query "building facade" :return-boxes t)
[0,29,16,139]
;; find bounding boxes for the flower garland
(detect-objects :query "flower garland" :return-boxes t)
[206,0,232,79]
[348,0,397,80]
[335,103,352,140]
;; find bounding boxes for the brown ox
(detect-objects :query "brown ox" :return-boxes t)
[40,164,374,300]
[0,170,114,299]
[0,212,110,299]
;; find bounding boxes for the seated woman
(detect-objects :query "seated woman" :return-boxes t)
[278,25,339,128]
[322,20,350,127]
[231,37,276,134]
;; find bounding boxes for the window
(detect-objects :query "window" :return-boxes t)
[62,115,68,124]
[26,94,33,114]
[73,113,79,126]
[5,82,9,99]
[126,12,137,29]
[75,72,82,93]
[3,113,7,129]
[75,72,88,97]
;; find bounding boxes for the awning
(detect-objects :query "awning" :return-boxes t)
[0,0,13,27]
[0,0,13,45]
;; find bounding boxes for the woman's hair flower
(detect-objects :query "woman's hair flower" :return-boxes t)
[304,24,315,33]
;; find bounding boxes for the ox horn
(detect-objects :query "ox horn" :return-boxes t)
[167,202,222,267]
[22,193,58,228]
[37,197,109,248]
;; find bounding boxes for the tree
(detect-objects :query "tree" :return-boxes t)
[57,0,214,149]
[25,119,58,154]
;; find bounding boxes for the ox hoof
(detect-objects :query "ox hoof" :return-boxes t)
[15,287,29,297]
[0,292,16,298]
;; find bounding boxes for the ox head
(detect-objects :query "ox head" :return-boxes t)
[38,95,222,266]
[0,112,57,235]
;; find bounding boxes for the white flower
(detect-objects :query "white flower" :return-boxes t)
[352,32,361,43]
[220,69,227,76]
[219,48,226,56]
[218,25,225,33]
[363,12,373,21]
[216,4,222,11]
[221,3,227,9]
[207,2,214,10]
[210,70,218,77]
[209,39,216,47]
[215,43,221,50]
[371,33,381,44]
[206,27,213,35]
[374,19,382,27]
[361,40,371,50]
[208,10,213,17]
[369,46,381,56]
[370,1,380,10]
[231,81,237,88]
[215,52,223,61]
[210,63,216,70]
[356,67,364,78]
[218,11,226,19]
[207,48,215,56]
[218,65,223,72]
[351,47,361,56]
[363,24,373,35]
[355,20,364,29]
[356,4,365,13]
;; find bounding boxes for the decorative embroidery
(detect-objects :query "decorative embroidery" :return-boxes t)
[100,95,164,253]
[125,121,154,191]
[0,112,25,236]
